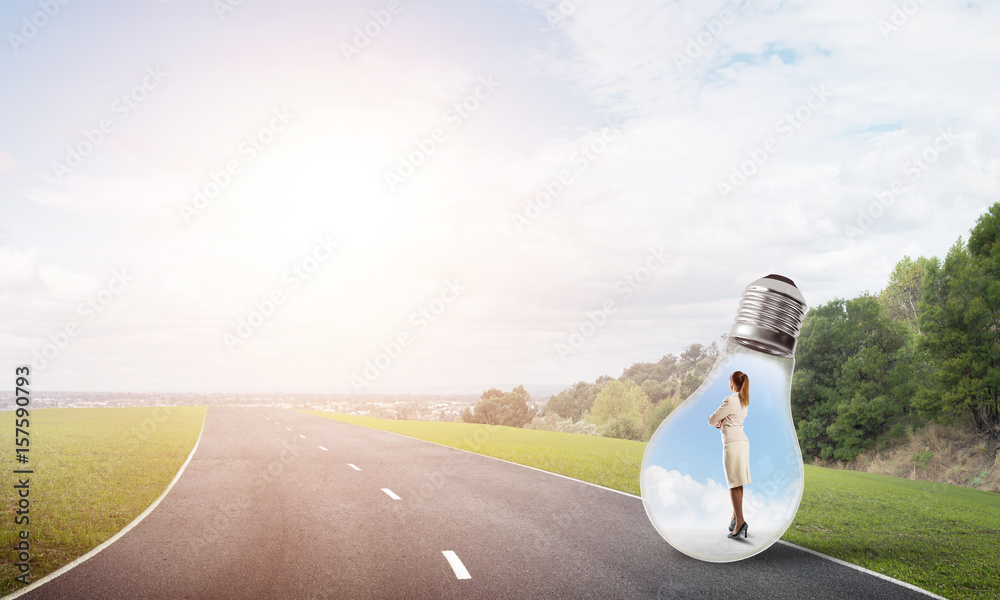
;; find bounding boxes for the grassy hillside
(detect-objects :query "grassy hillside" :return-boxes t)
[0,406,205,596]
[811,421,1000,493]
[306,411,999,600]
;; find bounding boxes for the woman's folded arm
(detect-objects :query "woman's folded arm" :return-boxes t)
[708,397,735,426]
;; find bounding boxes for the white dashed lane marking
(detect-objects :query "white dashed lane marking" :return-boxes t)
[381,488,400,500]
[348,464,361,471]
[318,446,328,451]
[442,551,471,580]
[299,434,306,438]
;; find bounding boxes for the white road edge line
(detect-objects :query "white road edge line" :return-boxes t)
[381,488,400,500]
[301,411,948,600]
[4,408,209,600]
[777,540,949,600]
[348,463,361,471]
[318,446,328,451]
[442,551,471,580]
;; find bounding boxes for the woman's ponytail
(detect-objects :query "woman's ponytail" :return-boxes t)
[731,371,749,408]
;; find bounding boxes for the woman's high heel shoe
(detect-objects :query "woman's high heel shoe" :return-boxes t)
[728,521,748,539]
[729,518,736,532]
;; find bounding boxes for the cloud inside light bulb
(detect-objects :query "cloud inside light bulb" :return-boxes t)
[642,466,801,537]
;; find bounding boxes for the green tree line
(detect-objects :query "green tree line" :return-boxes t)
[545,342,721,441]
[461,343,721,441]
[794,202,1000,460]
[466,202,1000,456]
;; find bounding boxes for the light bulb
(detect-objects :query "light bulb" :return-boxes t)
[640,274,808,562]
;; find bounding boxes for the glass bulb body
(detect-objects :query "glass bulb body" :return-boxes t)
[640,337,803,562]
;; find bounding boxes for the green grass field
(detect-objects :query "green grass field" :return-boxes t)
[306,411,1000,600]
[1,406,205,596]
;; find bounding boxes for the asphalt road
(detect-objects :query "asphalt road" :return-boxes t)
[17,406,942,599]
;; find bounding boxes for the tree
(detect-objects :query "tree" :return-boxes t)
[622,354,678,383]
[693,357,714,379]
[919,203,1000,444]
[462,385,537,428]
[640,379,671,404]
[462,388,503,424]
[705,339,721,361]
[549,338,718,433]
[644,398,677,441]
[586,379,651,441]
[879,255,935,334]
[791,294,914,460]
[679,372,700,399]
[680,343,705,368]
[544,377,609,422]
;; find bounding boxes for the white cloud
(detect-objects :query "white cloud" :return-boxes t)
[2,1,999,390]
[642,466,801,537]
[38,265,98,300]
[22,167,188,222]
[0,247,40,289]
[499,1,1000,350]
[159,272,203,305]
[0,152,16,174]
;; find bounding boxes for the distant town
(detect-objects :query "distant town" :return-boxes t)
[0,390,554,423]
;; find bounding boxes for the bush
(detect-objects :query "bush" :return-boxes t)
[561,419,599,436]
[911,448,934,469]
[525,414,599,436]
[600,414,644,441]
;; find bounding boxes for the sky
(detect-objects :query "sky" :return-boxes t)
[1,0,998,393]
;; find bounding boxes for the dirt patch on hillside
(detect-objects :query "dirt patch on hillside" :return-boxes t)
[810,422,1000,493]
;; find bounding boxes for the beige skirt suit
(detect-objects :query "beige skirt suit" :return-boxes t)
[708,393,751,488]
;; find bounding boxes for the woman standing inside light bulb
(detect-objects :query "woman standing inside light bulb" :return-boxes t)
[708,371,751,539]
